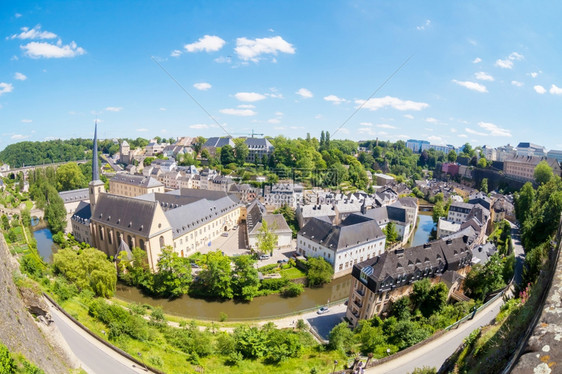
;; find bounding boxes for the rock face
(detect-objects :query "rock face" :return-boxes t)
[512,241,562,374]
[0,237,69,373]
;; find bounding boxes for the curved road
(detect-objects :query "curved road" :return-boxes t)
[48,302,145,374]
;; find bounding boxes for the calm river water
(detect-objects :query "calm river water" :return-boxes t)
[33,228,56,263]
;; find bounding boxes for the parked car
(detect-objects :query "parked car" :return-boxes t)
[277,258,289,264]
[221,232,229,237]
[317,306,329,315]
[259,254,270,260]
[232,225,238,230]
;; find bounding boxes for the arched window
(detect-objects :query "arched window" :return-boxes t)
[99,226,104,241]
[139,239,145,250]
[108,230,113,245]
[127,235,133,249]
[159,236,165,248]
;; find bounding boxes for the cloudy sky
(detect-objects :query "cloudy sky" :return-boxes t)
[1,1,562,151]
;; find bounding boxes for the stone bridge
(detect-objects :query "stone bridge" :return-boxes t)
[0,159,88,178]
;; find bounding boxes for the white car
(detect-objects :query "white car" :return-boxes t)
[317,306,329,315]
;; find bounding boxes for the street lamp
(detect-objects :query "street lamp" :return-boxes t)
[332,359,338,374]
[386,348,391,356]
[137,352,147,371]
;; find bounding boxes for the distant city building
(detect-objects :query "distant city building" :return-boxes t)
[421,143,455,154]
[244,138,274,163]
[496,144,517,162]
[120,140,131,164]
[373,173,395,186]
[547,149,562,164]
[503,155,562,182]
[145,139,166,156]
[481,145,497,161]
[406,139,430,153]
[109,174,165,197]
[516,142,546,158]
[246,200,292,250]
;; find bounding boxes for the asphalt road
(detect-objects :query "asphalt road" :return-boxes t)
[511,223,525,286]
[49,304,144,374]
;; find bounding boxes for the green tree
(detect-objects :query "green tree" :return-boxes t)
[480,178,489,194]
[56,162,87,192]
[328,322,354,352]
[234,326,268,359]
[477,157,488,169]
[256,219,278,255]
[410,278,431,311]
[432,200,445,224]
[447,150,457,163]
[463,253,506,300]
[197,250,233,299]
[220,144,236,165]
[390,296,411,320]
[515,182,535,223]
[0,343,16,374]
[152,247,192,297]
[385,222,398,243]
[534,160,553,185]
[53,247,117,297]
[192,136,206,157]
[306,257,334,287]
[232,255,260,300]
[234,139,249,166]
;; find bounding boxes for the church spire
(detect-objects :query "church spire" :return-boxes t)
[92,121,100,181]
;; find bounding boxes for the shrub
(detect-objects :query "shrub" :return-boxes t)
[281,282,304,297]
[0,343,15,374]
[260,278,289,291]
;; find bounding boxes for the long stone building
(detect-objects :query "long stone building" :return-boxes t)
[72,125,242,271]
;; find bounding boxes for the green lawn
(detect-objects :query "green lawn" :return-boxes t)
[280,267,306,280]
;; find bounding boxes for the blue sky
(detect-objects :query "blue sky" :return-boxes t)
[1,1,562,151]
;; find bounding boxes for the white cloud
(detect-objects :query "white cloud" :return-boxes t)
[274,126,286,130]
[214,56,232,64]
[450,128,457,133]
[296,88,313,99]
[267,118,281,124]
[495,52,524,69]
[511,80,524,87]
[338,128,350,134]
[377,123,396,129]
[549,84,562,95]
[534,85,546,94]
[360,122,373,127]
[495,59,513,69]
[184,35,225,53]
[452,79,488,93]
[21,40,85,58]
[473,57,482,64]
[21,119,32,123]
[529,72,539,78]
[136,128,149,132]
[14,72,27,80]
[475,72,494,81]
[235,36,295,62]
[237,104,255,109]
[193,82,212,91]
[0,83,14,95]
[403,114,414,120]
[356,96,429,111]
[219,108,257,116]
[510,52,524,61]
[265,92,283,99]
[324,95,347,105]
[170,49,182,57]
[190,124,210,129]
[458,134,468,138]
[160,107,167,111]
[425,117,438,123]
[274,111,283,116]
[465,128,487,136]
[10,25,57,40]
[416,19,431,31]
[105,106,122,112]
[11,134,29,140]
[478,122,512,137]
[234,92,266,102]
[314,114,323,119]
[15,13,22,18]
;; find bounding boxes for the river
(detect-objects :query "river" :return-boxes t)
[33,228,57,263]
[409,213,436,247]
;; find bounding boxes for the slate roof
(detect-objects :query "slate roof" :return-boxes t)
[203,137,234,148]
[71,201,91,224]
[59,188,89,204]
[90,194,163,237]
[397,197,418,209]
[299,204,337,219]
[299,214,385,251]
[471,242,497,265]
[244,137,273,149]
[111,174,163,188]
[351,236,472,294]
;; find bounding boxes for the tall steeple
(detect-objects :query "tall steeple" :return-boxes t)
[89,122,105,212]
[92,121,100,182]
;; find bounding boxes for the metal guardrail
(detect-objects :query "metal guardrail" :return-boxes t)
[444,288,505,331]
